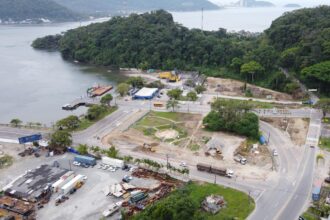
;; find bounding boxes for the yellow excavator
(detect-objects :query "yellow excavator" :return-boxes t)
[158,71,180,82]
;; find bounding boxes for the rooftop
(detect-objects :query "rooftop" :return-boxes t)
[3,164,67,202]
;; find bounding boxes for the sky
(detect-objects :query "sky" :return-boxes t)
[209,0,330,7]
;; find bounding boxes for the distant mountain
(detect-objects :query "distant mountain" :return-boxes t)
[0,0,80,24]
[284,4,301,8]
[53,0,220,16]
[239,0,274,7]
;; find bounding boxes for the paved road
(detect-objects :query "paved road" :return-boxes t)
[0,99,322,220]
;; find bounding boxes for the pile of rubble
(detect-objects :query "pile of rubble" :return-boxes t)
[202,195,226,214]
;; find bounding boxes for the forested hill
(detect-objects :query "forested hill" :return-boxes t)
[0,0,80,23]
[53,0,219,15]
[32,7,330,96]
[266,6,330,95]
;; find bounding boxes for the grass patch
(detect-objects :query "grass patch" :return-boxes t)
[188,143,200,151]
[319,138,330,151]
[132,182,254,220]
[0,155,14,169]
[75,106,118,131]
[143,127,157,136]
[323,118,330,124]
[217,98,275,109]
[302,210,321,220]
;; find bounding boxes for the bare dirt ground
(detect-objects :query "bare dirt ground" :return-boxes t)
[104,112,273,181]
[206,77,294,101]
[261,117,309,146]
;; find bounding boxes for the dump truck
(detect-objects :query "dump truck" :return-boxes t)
[197,163,234,178]
[74,155,96,166]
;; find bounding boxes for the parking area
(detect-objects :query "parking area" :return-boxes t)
[0,148,162,220]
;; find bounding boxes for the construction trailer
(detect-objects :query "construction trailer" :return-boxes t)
[101,156,124,168]
[61,174,84,195]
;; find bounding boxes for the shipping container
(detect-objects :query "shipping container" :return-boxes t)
[130,192,148,204]
[74,155,96,166]
[52,171,75,192]
[61,174,84,195]
[101,156,124,168]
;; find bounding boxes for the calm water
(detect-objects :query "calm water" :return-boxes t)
[0,20,127,125]
[0,7,305,124]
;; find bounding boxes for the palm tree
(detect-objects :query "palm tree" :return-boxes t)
[166,99,179,112]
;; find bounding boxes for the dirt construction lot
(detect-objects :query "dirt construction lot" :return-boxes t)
[206,77,294,101]
[105,111,273,181]
[261,117,309,146]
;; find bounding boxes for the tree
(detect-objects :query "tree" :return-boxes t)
[49,130,72,151]
[241,61,264,82]
[86,105,107,120]
[106,146,119,158]
[116,83,130,97]
[301,61,330,94]
[76,144,88,155]
[186,91,198,101]
[167,88,183,100]
[126,77,144,88]
[194,85,206,94]
[100,94,113,107]
[10,118,22,127]
[56,115,80,130]
[230,57,243,73]
[166,99,179,112]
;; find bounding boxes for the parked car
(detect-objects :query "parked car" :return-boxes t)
[122,175,133,183]
[273,150,278,156]
[180,162,187,167]
[73,161,81,166]
[310,145,315,149]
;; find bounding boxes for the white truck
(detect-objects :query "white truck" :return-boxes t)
[101,156,124,168]
[61,174,84,195]
[234,155,247,165]
[52,171,75,192]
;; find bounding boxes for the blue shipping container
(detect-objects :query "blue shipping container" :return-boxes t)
[18,134,42,144]
[312,187,321,201]
[74,155,96,166]
[68,147,80,154]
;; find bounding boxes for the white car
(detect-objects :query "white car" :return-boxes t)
[180,162,187,167]
[273,150,278,156]
[73,161,81,166]
[82,175,88,180]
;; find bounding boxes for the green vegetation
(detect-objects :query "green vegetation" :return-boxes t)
[76,144,88,155]
[167,89,183,100]
[56,115,80,130]
[33,7,330,96]
[166,99,180,112]
[49,130,72,152]
[203,99,259,139]
[134,111,188,141]
[10,118,22,127]
[319,138,330,151]
[0,0,80,23]
[187,91,198,101]
[104,146,119,158]
[0,155,14,169]
[116,83,130,97]
[195,85,207,94]
[100,94,113,107]
[132,182,255,220]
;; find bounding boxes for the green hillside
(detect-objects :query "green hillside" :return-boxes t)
[0,0,80,23]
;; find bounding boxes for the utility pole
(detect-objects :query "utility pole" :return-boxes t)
[166,154,169,170]
[69,159,72,171]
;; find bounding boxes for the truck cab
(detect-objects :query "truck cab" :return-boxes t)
[226,169,234,178]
